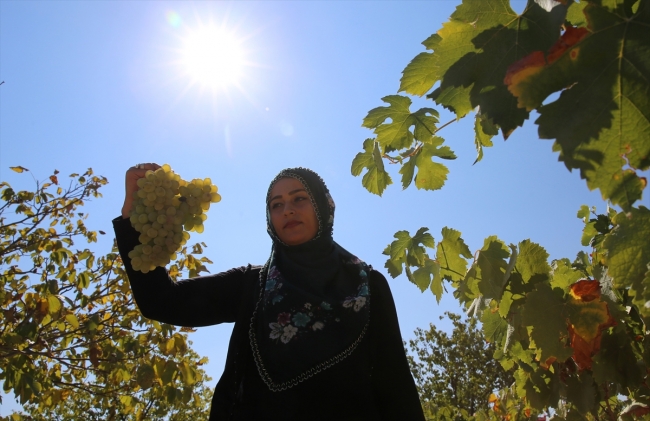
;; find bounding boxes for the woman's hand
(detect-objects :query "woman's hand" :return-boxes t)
[121,163,162,218]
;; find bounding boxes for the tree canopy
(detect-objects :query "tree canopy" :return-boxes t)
[1,167,213,420]
[407,312,515,419]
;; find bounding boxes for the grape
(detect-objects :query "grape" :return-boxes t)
[127,164,221,273]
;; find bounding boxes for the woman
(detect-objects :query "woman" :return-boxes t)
[113,164,425,420]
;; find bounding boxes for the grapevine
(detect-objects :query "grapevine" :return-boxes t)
[355,0,650,418]
[127,164,221,273]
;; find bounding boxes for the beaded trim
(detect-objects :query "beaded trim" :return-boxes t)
[248,260,370,392]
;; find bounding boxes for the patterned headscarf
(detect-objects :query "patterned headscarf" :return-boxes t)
[249,168,371,391]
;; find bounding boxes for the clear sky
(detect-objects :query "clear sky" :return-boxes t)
[1,0,647,415]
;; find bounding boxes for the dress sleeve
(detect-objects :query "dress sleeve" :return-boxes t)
[112,216,255,327]
[369,270,425,421]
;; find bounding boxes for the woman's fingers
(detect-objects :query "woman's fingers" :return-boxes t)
[131,163,162,172]
[122,162,163,218]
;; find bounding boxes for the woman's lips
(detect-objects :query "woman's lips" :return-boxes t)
[284,220,301,229]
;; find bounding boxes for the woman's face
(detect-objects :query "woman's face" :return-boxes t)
[268,177,319,246]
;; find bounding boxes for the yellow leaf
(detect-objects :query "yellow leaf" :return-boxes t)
[47,295,62,314]
[120,395,133,408]
[10,166,29,173]
[165,337,175,354]
[65,313,79,329]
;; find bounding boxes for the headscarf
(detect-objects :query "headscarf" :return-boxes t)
[249,167,371,392]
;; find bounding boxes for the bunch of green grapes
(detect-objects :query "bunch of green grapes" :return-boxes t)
[127,164,221,273]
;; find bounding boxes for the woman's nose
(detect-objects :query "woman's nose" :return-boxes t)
[283,203,295,215]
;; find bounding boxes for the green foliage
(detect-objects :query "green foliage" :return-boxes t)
[353,0,648,211]
[352,96,456,196]
[354,1,650,418]
[406,313,516,419]
[385,207,649,419]
[603,206,650,317]
[508,1,650,211]
[0,168,213,419]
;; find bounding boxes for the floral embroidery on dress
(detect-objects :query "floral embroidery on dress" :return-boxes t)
[342,282,370,312]
[264,266,284,305]
[268,300,330,343]
[265,256,371,345]
[292,312,311,327]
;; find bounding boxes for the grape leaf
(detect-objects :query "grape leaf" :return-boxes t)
[473,111,497,164]
[566,280,616,370]
[455,263,481,307]
[427,0,565,137]
[399,154,417,189]
[388,230,413,262]
[351,138,393,196]
[498,289,516,318]
[522,283,573,364]
[476,236,511,301]
[639,264,650,318]
[413,141,456,191]
[399,34,442,96]
[603,206,650,315]
[506,2,650,209]
[362,95,439,151]
[515,240,551,284]
[413,226,436,249]
[564,372,597,416]
[482,308,509,344]
[516,365,562,410]
[592,328,645,388]
[412,258,443,302]
[383,228,436,282]
[580,221,598,247]
[576,205,591,221]
[428,260,444,301]
[437,227,472,283]
[565,0,588,27]
[550,260,583,292]
[383,244,405,278]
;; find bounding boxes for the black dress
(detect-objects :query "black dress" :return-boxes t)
[113,217,425,421]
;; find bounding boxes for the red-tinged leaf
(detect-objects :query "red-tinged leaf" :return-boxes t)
[10,166,29,173]
[49,175,59,185]
[424,0,564,137]
[505,26,590,111]
[569,279,600,302]
[541,356,556,370]
[567,280,616,370]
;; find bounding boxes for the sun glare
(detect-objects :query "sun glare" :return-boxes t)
[181,26,246,90]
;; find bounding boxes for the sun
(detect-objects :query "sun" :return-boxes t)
[181,25,246,90]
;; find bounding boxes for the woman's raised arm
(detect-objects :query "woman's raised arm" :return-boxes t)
[115,163,253,327]
[113,216,253,327]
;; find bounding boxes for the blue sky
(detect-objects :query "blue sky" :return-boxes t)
[1,0,647,415]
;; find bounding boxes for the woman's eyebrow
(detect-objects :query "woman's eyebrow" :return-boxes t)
[268,189,307,203]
